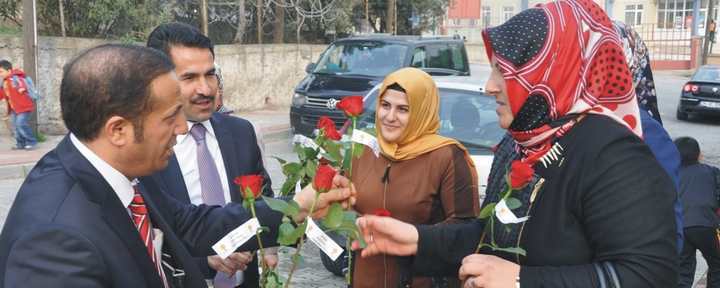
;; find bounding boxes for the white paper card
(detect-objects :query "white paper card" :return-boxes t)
[292,134,325,158]
[295,180,302,195]
[305,218,343,261]
[351,130,380,157]
[212,218,261,259]
[494,199,528,224]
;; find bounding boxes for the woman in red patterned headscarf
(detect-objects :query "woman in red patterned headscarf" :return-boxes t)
[352,1,678,287]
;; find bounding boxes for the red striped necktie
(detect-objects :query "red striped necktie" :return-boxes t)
[130,186,170,288]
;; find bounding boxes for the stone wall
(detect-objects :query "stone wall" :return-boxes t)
[0,35,326,135]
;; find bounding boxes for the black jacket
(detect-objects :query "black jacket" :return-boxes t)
[410,115,678,287]
[679,163,720,229]
[0,136,282,288]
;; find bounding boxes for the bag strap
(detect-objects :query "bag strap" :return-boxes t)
[594,261,622,288]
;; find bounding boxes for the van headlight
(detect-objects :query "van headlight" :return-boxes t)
[292,93,306,107]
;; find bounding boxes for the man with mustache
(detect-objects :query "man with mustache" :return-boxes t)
[0,44,352,288]
[145,22,275,288]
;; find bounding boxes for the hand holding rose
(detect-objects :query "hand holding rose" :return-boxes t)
[292,167,356,222]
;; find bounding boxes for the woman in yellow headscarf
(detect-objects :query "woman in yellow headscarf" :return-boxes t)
[351,67,479,288]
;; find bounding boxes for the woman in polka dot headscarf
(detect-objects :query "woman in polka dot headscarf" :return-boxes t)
[352,1,678,287]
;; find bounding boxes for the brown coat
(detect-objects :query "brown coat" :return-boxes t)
[351,145,479,288]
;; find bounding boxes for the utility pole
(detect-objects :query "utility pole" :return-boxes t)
[703,0,716,64]
[200,0,209,35]
[59,0,66,37]
[22,0,39,135]
[257,0,263,44]
[365,0,369,25]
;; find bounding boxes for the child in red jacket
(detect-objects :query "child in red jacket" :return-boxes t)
[0,60,37,150]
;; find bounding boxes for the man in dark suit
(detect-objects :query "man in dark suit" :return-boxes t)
[0,44,352,288]
[145,23,277,288]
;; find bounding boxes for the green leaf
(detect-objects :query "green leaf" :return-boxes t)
[343,211,358,222]
[478,203,496,219]
[278,222,297,246]
[262,196,289,215]
[353,229,367,248]
[242,200,251,211]
[322,203,344,229]
[352,143,365,158]
[277,221,308,246]
[506,198,522,210]
[303,147,318,161]
[282,162,303,177]
[293,144,305,161]
[286,200,301,219]
[323,140,343,162]
[305,159,318,178]
[492,246,527,256]
[280,175,299,196]
[271,156,287,165]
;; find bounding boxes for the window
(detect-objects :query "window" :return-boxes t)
[452,18,461,26]
[656,0,715,29]
[482,6,491,28]
[624,4,643,26]
[411,44,467,73]
[503,6,514,22]
[470,19,477,27]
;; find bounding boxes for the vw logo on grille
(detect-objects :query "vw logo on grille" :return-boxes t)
[326,98,338,110]
[713,87,719,93]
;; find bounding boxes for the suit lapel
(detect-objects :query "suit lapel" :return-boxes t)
[56,137,163,288]
[157,155,192,203]
[211,115,242,203]
[136,181,208,288]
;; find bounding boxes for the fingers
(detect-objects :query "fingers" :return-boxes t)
[227,251,253,266]
[458,254,490,282]
[208,255,236,275]
[332,174,350,188]
[263,254,279,268]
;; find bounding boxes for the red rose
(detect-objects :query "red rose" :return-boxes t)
[234,175,264,199]
[373,208,392,217]
[509,160,534,190]
[313,164,336,193]
[336,96,364,117]
[317,116,341,140]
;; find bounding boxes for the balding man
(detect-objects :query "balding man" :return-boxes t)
[0,44,353,288]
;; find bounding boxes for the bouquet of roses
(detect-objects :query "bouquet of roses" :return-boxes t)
[260,96,368,287]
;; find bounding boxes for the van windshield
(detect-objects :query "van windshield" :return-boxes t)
[313,41,408,77]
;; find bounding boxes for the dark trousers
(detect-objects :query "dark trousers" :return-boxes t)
[679,227,720,288]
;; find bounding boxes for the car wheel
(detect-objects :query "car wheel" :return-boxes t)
[676,109,689,121]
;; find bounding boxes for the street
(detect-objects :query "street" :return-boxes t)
[0,67,717,287]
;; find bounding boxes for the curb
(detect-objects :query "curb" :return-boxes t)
[0,163,34,180]
[263,124,291,143]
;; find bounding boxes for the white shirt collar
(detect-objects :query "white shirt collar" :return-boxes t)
[69,133,136,208]
[176,120,216,144]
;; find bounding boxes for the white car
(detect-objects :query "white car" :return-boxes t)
[359,76,504,201]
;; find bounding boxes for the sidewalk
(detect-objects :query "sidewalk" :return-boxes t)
[0,109,290,180]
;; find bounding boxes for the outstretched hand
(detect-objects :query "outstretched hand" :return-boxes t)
[352,215,419,258]
[293,174,356,221]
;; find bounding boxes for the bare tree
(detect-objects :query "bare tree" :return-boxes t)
[233,0,247,43]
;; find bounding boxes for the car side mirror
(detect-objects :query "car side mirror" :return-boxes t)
[305,63,316,74]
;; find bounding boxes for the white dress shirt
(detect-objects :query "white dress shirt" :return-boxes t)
[174,120,231,206]
[174,121,244,285]
[70,134,167,285]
